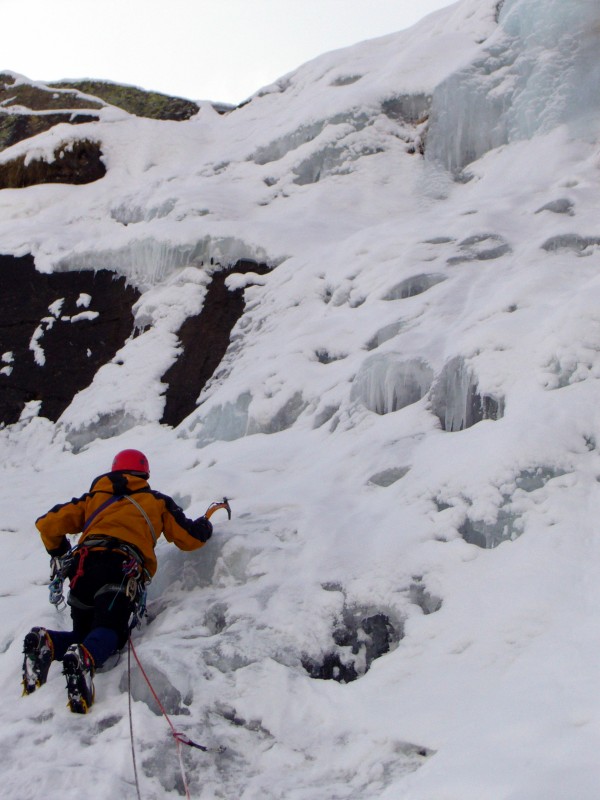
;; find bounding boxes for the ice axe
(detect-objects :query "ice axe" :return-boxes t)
[204,497,231,521]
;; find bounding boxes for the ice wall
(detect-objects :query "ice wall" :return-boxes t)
[427,0,600,172]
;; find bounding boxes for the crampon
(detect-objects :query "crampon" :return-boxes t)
[22,627,53,696]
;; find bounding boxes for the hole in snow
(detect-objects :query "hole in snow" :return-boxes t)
[515,466,567,492]
[351,354,434,415]
[429,356,504,432]
[541,234,600,255]
[315,349,347,364]
[459,508,523,549]
[330,74,363,87]
[383,273,446,301]
[447,234,511,265]
[368,467,410,487]
[365,320,405,350]
[409,579,443,615]
[381,93,432,124]
[302,610,401,683]
[204,602,228,635]
[535,198,574,216]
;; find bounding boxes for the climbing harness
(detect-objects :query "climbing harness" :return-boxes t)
[49,537,150,632]
[48,496,229,614]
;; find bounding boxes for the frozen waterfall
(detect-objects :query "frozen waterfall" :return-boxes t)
[427,0,600,172]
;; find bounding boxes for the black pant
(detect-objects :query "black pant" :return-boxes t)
[68,549,135,650]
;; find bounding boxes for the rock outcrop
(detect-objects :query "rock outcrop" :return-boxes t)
[0,254,139,424]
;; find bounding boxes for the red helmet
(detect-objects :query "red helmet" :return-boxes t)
[111,449,150,476]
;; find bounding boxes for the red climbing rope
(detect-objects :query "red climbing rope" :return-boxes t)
[128,636,214,799]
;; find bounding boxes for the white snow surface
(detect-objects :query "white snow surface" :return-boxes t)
[2,0,600,797]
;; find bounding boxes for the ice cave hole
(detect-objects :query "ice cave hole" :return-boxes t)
[383,273,446,301]
[429,356,504,432]
[351,354,434,415]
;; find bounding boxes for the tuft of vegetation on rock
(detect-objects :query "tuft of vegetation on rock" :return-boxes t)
[49,80,200,120]
[0,73,104,112]
[0,73,103,153]
[0,112,99,152]
[0,73,201,155]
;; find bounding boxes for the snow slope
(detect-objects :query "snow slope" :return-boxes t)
[2,0,600,797]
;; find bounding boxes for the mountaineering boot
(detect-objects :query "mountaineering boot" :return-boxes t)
[63,643,95,714]
[22,627,54,695]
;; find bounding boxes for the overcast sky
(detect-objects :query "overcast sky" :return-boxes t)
[2,0,455,105]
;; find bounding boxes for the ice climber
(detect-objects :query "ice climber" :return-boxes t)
[22,448,215,713]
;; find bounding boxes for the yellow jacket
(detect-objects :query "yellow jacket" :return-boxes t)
[36,472,212,576]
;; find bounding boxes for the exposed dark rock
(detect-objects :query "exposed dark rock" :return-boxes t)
[0,254,139,424]
[0,139,106,189]
[0,112,100,152]
[49,80,200,121]
[0,73,202,155]
[302,611,399,683]
[160,260,271,427]
[0,74,103,153]
[0,74,103,112]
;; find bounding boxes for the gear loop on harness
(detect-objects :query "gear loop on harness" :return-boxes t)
[51,536,151,630]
